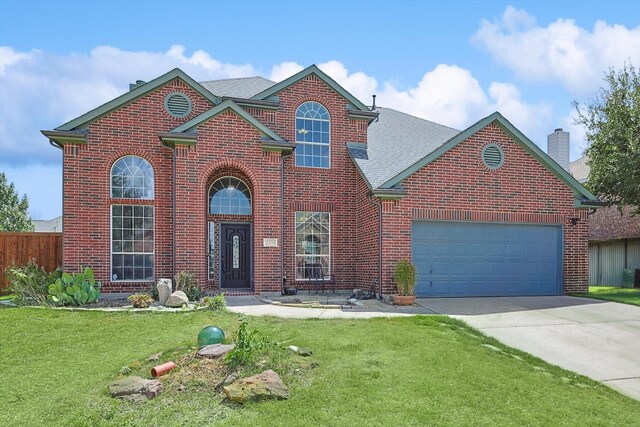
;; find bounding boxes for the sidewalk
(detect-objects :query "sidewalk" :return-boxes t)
[225,295,435,319]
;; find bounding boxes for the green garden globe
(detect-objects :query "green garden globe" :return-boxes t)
[197,326,225,347]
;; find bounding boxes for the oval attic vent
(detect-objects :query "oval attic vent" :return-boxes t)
[482,143,504,170]
[164,92,192,118]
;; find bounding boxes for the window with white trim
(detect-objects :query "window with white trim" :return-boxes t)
[110,155,154,281]
[295,101,330,168]
[295,212,330,280]
[111,155,154,199]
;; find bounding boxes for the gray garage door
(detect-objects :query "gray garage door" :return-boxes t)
[412,221,562,297]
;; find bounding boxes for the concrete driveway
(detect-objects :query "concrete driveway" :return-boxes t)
[419,296,640,401]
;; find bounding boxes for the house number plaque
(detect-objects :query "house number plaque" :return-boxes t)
[263,238,278,247]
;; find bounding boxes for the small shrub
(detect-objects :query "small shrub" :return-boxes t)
[175,271,201,302]
[148,282,159,300]
[47,267,101,306]
[394,258,417,296]
[4,260,61,306]
[226,318,270,368]
[202,294,226,310]
[128,293,154,308]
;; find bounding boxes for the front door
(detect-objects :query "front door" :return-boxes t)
[220,224,251,288]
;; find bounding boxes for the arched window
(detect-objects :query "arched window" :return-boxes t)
[109,156,155,282]
[111,155,154,199]
[295,101,330,168]
[209,177,252,215]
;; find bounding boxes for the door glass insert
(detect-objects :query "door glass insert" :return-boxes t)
[208,221,215,279]
[232,235,240,268]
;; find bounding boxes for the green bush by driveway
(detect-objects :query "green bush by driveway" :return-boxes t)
[0,308,638,426]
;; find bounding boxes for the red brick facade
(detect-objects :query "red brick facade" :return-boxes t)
[56,68,590,296]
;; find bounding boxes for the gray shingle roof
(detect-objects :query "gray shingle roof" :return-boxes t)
[350,107,460,188]
[569,156,589,183]
[200,76,275,99]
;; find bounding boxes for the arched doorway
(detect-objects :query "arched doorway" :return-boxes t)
[208,175,253,289]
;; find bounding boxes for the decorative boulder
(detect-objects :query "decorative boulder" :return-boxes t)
[223,370,290,404]
[157,279,173,305]
[197,343,235,358]
[108,376,163,403]
[165,291,188,307]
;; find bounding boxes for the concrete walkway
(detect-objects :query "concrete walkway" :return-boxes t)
[226,295,435,319]
[226,295,640,400]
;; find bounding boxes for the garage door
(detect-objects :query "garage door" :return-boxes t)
[412,221,562,297]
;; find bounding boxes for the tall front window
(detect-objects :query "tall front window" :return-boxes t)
[295,101,330,168]
[295,212,330,279]
[110,155,154,281]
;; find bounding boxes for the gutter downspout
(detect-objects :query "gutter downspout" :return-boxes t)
[162,144,177,282]
[280,150,294,295]
[368,194,383,300]
[49,139,64,269]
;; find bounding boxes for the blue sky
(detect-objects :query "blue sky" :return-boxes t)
[1,0,639,220]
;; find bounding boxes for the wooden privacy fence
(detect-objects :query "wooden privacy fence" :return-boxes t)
[0,232,62,291]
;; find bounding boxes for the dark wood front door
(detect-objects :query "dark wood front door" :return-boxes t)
[220,224,251,288]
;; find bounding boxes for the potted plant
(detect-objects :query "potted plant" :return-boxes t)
[393,258,417,306]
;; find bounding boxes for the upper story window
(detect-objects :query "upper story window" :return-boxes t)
[111,156,154,199]
[295,101,330,168]
[209,177,252,215]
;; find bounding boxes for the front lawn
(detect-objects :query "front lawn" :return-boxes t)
[578,286,640,307]
[0,308,639,426]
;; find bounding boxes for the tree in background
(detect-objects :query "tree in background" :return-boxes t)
[0,172,34,232]
[573,64,640,215]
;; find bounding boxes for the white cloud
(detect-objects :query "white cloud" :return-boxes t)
[269,61,303,82]
[473,6,640,95]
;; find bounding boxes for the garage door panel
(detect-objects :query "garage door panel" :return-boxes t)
[412,221,562,297]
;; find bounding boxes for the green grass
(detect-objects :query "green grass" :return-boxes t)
[1,308,639,426]
[0,294,15,301]
[577,286,640,307]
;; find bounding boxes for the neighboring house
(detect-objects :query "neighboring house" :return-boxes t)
[32,216,63,233]
[42,65,600,297]
[569,157,640,286]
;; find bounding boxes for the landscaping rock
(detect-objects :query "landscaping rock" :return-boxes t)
[157,279,173,305]
[287,345,313,357]
[223,370,289,404]
[108,376,163,402]
[298,347,313,357]
[165,291,188,307]
[147,352,163,362]
[197,343,235,358]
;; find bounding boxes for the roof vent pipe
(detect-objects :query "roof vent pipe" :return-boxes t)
[371,94,376,111]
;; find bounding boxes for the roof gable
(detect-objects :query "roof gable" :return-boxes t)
[380,112,598,201]
[56,68,221,131]
[251,64,370,111]
[170,99,284,142]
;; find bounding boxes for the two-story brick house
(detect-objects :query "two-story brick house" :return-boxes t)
[42,65,601,297]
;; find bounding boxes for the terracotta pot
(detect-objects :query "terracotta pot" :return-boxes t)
[151,361,177,378]
[392,295,416,306]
